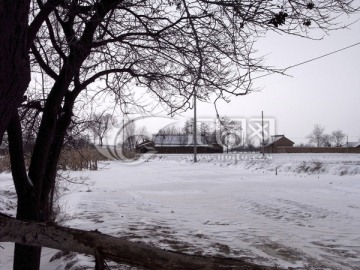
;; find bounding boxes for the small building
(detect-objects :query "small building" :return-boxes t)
[135,139,156,153]
[263,135,294,153]
[148,134,223,154]
[344,142,360,148]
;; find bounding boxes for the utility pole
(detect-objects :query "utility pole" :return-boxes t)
[123,117,125,144]
[193,90,197,163]
[122,111,128,148]
[262,111,265,157]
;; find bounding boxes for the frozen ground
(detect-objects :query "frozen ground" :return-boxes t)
[1,153,360,269]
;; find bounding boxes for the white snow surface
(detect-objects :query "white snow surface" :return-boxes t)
[1,153,360,269]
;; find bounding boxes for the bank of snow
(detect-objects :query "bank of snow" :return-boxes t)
[1,153,360,269]
[153,153,360,176]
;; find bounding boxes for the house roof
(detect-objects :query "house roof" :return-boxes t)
[152,134,206,146]
[136,139,153,148]
[265,135,294,147]
[345,142,360,148]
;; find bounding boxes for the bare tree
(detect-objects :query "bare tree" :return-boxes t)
[177,131,188,146]
[200,122,212,144]
[183,119,194,135]
[155,128,167,147]
[2,1,360,269]
[156,125,182,146]
[217,116,242,152]
[307,124,325,147]
[181,120,213,145]
[159,125,181,136]
[331,129,346,147]
[322,134,332,147]
[88,112,116,147]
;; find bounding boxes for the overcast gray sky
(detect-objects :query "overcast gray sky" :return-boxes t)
[180,15,360,145]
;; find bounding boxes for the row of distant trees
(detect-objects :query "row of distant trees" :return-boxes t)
[31,115,354,151]
[307,124,347,147]
[0,108,118,152]
[157,117,257,152]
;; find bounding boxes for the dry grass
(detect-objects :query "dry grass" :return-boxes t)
[0,153,11,173]
[58,148,109,171]
[0,148,108,173]
[296,160,324,174]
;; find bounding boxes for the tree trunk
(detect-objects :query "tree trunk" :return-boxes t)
[0,214,277,270]
[13,208,41,270]
[7,113,42,270]
[0,0,31,143]
[0,0,61,144]
[7,78,78,270]
[41,108,74,220]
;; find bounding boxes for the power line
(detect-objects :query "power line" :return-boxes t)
[284,41,360,71]
[252,41,360,81]
[131,41,360,118]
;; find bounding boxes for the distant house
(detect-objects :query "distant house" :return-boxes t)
[263,135,294,153]
[259,137,360,154]
[153,134,193,147]
[344,142,360,148]
[141,134,223,154]
[135,139,156,153]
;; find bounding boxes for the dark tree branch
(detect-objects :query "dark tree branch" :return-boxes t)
[44,17,67,61]
[31,43,59,80]
[28,0,63,48]
[6,112,32,198]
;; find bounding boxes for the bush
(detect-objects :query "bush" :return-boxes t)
[297,160,324,174]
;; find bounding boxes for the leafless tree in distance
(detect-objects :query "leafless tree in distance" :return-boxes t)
[307,124,325,147]
[88,112,117,147]
[331,129,346,147]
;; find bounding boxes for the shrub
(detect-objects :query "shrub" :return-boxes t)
[297,160,324,174]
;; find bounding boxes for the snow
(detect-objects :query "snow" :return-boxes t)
[1,153,360,269]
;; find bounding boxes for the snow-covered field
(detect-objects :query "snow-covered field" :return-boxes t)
[1,153,360,269]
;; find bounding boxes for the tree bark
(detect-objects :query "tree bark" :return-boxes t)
[7,113,42,270]
[0,0,31,143]
[0,214,277,270]
[0,0,61,144]
[41,105,74,220]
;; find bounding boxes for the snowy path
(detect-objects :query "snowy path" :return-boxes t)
[1,153,360,269]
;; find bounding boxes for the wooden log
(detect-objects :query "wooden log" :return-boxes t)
[0,214,278,270]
